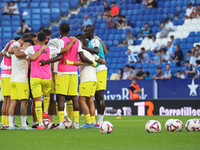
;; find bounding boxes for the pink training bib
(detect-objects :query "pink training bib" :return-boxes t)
[58,37,79,72]
[1,40,15,75]
[30,45,51,79]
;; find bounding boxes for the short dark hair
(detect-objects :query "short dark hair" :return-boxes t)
[154,50,158,54]
[42,29,51,36]
[184,60,189,64]
[152,36,156,40]
[29,33,37,38]
[22,20,25,23]
[165,64,170,67]
[14,37,21,41]
[132,78,137,81]
[187,50,192,54]
[157,67,162,70]
[24,38,35,46]
[138,67,142,69]
[138,53,143,58]
[195,44,200,47]
[85,25,95,32]
[130,66,135,70]
[21,33,31,41]
[170,35,174,39]
[175,45,180,49]
[176,70,181,73]
[59,23,70,33]
[166,17,170,22]
[111,2,115,4]
[37,32,46,42]
[141,47,145,51]
[196,60,200,64]
[161,48,167,52]
[11,1,15,4]
[75,33,87,47]
[145,71,150,76]
[145,23,148,25]
[125,65,129,68]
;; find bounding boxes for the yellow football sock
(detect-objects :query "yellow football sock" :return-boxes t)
[6,116,9,126]
[91,116,95,124]
[35,101,43,124]
[85,114,92,124]
[1,115,6,125]
[66,100,73,120]
[56,102,59,121]
[59,111,64,122]
[74,111,79,123]
[43,94,50,114]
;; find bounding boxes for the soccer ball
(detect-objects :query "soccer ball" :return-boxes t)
[64,118,73,128]
[185,119,200,131]
[99,121,113,134]
[145,120,161,133]
[43,119,53,129]
[165,119,173,131]
[169,119,183,132]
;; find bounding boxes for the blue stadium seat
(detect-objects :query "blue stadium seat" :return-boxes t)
[32,26,40,32]
[32,20,41,26]
[32,8,41,14]
[187,37,194,43]
[42,8,50,14]
[42,20,50,26]
[110,63,117,69]
[189,32,195,37]
[165,1,171,7]
[3,33,12,38]
[176,7,181,13]
[19,3,28,8]
[11,20,20,26]
[60,7,68,14]
[40,2,49,8]
[30,2,39,8]
[2,15,10,20]
[51,2,60,8]
[2,20,10,26]
[170,62,176,67]
[100,23,106,29]
[186,43,193,49]
[12,15,20,20]
[195,37,200,42]
[149,63,156,68]
[32,14,40,19]
[177,1,183,6]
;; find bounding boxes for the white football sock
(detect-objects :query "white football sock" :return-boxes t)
[44,111,48,114]
[39,123,43,126]
[9,116,14,127]
[60,122,64,126]
[97,114,104,125]
[21,116,27,127]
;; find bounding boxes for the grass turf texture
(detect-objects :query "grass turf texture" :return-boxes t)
[0,116,199,150]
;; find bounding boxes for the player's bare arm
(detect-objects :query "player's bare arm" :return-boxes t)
[28,45,48,61]
[82,46,99,55]
[78,52,94,65]
[97,58,106,65]
[60,37,77,53]
[63,59,84,66]
[94,36,107,54]
[39,53,64,66]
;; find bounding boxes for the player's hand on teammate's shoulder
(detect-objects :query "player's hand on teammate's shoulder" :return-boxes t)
[94,36,102,41]
[39,60,47,66]
[70,37,78,43]
[41,45,48,50]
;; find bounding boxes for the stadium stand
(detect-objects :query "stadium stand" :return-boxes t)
[0,0,200,79]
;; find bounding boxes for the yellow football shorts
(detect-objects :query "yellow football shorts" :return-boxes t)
[55,74,78,96]
[49,79,54,94]
[30,78,51,98]
[1,77,11,96]
[11,82,29,100]
[96,70,107,91]
[79,81,97,97]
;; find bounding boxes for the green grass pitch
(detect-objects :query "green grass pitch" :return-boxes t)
[0,116,199,150]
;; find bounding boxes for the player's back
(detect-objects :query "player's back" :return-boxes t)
[30,45,51,79]
[58,37,79,72]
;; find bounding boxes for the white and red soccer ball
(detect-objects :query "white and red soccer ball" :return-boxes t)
[43,119,54,129]
[64,118,73,128]
[145,120,161,133]
[99,121,113,134]
[185,119,200,131]
[165,119,183,132]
